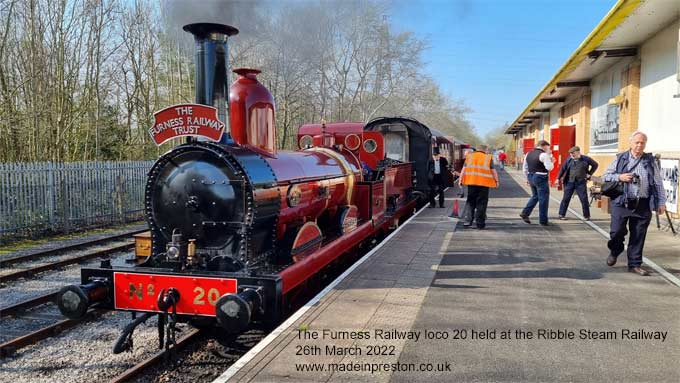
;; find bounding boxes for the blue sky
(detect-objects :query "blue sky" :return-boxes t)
[389,0,616,137]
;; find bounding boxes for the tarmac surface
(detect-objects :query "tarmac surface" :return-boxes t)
[218,168,680,383]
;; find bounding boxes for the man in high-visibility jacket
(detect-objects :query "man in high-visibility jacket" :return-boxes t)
[459,144,499,229]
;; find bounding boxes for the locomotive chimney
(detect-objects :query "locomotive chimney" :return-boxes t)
[183,23,239,144]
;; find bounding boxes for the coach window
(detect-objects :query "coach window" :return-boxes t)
[385,132,408,162]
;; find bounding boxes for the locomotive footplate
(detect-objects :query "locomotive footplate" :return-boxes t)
[64,266,283,326]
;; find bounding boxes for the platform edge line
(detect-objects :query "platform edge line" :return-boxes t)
[554,195,680,289]
[212,203,431,383]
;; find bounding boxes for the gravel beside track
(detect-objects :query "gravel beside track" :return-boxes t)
[0,305,64,344]
[0,247,132,307]
[0,223,146,263]
[0,241,133,281]
[0,310,189,383]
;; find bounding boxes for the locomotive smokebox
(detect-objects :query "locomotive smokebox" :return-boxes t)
[183,23,239,144]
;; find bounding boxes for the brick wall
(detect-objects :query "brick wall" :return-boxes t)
[578,92,591,153]
[618,62,641,151]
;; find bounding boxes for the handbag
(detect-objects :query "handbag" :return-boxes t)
[600,156,643,199]
[600,180,624,199]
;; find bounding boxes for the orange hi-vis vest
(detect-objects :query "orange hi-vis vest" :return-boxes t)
[461,151,496,187]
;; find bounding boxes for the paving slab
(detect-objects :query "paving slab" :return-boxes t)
[220,169,680,383]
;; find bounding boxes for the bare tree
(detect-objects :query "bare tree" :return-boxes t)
[0,0,480,160]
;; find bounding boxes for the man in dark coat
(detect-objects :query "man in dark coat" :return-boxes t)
[557,146,598,220]
[428,148,449,208]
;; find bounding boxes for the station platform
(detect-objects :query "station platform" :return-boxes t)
[216,169,680,383]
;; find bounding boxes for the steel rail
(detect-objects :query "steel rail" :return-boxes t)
[0,291,58,318]
[109,328,203,383]
[0,308,106,358]
[1,243,134,283]
[0,229,146,267]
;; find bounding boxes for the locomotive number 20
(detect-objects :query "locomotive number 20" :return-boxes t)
[193,286,221,306]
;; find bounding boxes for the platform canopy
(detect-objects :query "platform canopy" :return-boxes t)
[506,0,680,135]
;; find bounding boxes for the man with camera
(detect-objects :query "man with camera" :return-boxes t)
[602,131,666,276]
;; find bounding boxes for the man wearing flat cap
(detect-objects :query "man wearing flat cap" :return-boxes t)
[428,147,449,208]
[557,146,598,220]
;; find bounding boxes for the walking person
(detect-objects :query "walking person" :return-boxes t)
[603,131,666,276]
[557,146,598,220]
[459,144,499,229]
[428,148,449,208]
[520,140,554,226]
[498,151,507,170]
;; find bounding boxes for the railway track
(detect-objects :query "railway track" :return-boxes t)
[0,242,134,283]
[0,290,58,318]
[109,328,203,383]
[0,229,145,357]
[0,228,146,267]
[0,308,106,358]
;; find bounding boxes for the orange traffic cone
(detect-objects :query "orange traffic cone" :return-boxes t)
[449,199,459,218]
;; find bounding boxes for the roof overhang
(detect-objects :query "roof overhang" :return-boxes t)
[506,0,680,135]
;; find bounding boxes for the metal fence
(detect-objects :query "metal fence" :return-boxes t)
[0,161,154,239]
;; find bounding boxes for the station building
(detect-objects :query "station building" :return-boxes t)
[506,0,680,218]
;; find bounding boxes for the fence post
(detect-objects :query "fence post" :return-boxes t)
[115,171,124,223]
[47,162,56,229]
[60,177,71,233]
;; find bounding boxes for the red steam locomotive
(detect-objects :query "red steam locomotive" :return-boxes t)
[55,23,441,352]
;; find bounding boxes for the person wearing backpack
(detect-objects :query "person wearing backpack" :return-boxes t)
[602,131,666,276]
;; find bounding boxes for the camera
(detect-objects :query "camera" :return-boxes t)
[631,173,640,184]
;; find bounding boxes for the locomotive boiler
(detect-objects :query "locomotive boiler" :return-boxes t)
[55,23,427,352]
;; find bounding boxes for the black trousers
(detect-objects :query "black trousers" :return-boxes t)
[559,179,590,218]
[429,174,446,207]
[466,185,489,228]
[608,198,652,267]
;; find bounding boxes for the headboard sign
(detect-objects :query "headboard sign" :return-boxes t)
[149,104,225,146]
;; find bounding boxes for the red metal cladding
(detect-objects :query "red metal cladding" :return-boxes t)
[371,182,385,221]
[279,221,374,293]
[264,150,351,182]
[291,222,323,262]
[355,184,372,221]
[149,104,225,145]
[385,163,413,204]
[522,138,535,155]
[279,199,418,294]
[230,68,276,154]
[297,122,365,149]
[264,149,361,241]
[344,134,361,151]
[113,272,237,316]
[359,131,385,169]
